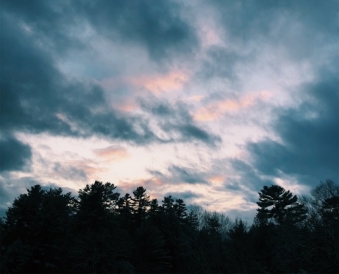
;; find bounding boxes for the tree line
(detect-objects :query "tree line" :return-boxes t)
[0,179,338,273]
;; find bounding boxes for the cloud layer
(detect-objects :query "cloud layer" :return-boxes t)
[1,0,338,221]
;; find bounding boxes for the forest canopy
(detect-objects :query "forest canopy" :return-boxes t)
[0,179,338,273]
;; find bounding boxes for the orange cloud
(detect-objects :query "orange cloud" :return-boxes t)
[115,101,138,113]
[130,71,189,94]
[188,95,204,102]
[209,175,225,184]
[94,146,129,162]
[100,70,189,97]
[193,90,271,121]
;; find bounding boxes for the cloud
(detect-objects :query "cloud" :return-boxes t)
[193,91,271,121]
[79,0,198,61]
[246,70,339,186]
[94,146,129,160]
[52,163,88,181]
[227,158,275,192]
[0,0,84,54]
[129,70,189,94]
[212,0,338,53]
[0,135,32,172]
[0,9,213,147]
[149,165,210,185]
[140,99,221,146]
[164,190,202,201]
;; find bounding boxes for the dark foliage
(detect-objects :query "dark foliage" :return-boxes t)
[1,180,338,273]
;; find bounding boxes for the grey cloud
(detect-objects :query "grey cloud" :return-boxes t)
[140,99,221,146]
[247,71,339,186]
[79,0,198,62]
[2,0,198,62]
[210,0,338,61]
[197,46,246,82]
[0,135,32,172]
[214,0,338,39]
[1,0,84,54]
[224,181,242,191]
[0,6,216,147]
[228,158,275,191]
[149,165,210,185]
[164,191,202,201]
[0,12,159,144]
[53,163,88,181]
[168,165,209,185]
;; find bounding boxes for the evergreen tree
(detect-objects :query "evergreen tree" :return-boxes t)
[75,181,119,229]
[256,185,307,225]
[133,220,171,273]
[2,185,74,273]
[173,199,188,221]
[131,186,150,226]
[303,180,339,273]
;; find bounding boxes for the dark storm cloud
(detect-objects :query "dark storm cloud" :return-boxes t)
[247,71,339,186]
[2,0,198,62]
[0,135,32,172]
[79,0,198,61]
[149,165,210,185]
[0,17,158,144]
[213,0,338,45]
[1,0,83,54]
[0,2,216,147]
[140,99,221,146]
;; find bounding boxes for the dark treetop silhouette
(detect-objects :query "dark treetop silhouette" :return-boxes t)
[0,180,338,273]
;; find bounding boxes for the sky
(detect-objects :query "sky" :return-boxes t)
[1,0,338,222]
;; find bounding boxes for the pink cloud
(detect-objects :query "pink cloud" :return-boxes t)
[188,95,204,102]
[100,70,189,95]
[193,90,272,121]
[208,175,225,184]
[129,71,189,94]
[94,146,129,162]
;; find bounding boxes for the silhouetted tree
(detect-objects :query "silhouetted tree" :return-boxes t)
[131,186,150,226]
[256,185,307,225]
[227,219,259,273]
[2,179,337,273]
[2,185,74,273]
[302,180,339,273]
[70,181,131,273]
[75,181,119,227]
[133,220,171,273]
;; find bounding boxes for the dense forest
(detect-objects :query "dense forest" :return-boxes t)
[0,180,338,273]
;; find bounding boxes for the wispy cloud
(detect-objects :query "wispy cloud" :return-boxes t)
[194,91,272,121]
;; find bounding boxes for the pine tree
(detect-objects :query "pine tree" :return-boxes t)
[173,199,188,221]
[131,186,150,226]
[75,181,119,228]
[256,185,306,225]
